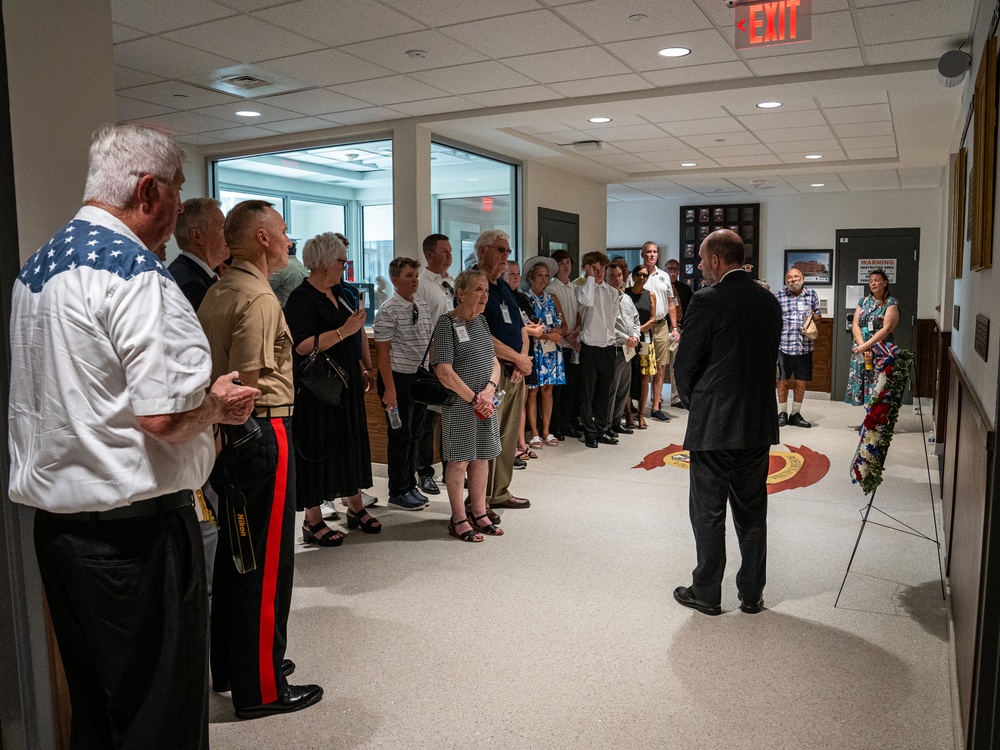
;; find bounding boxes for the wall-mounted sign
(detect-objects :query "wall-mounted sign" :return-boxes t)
[735,0,812,50]
[857,258,896,283]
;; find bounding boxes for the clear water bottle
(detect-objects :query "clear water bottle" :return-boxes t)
[387,406,402,429]
[476,389,505,419]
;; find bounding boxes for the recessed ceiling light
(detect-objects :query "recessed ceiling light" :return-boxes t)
[811,183,825,187]
[588,117,612,123]
[680,162,697,167]
[658,47,691,58]
[405,49,427,58]
[756,101,782,109]
[235,110,261,117]
[629,13,648,22]
[804,154,824,159]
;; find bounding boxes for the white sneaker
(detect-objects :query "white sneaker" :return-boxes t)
[320,500,340,520]
[340,492,378,508]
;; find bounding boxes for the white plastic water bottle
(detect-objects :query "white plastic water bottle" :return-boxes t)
[387,406,402,429]
[476,389,505,419]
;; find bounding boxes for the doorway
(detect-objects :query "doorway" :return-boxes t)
[538,208,579,277]
[831,228,920,404]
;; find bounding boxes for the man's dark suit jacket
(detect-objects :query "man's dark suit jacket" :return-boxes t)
[167,253,215,311]
[674,269,782,452]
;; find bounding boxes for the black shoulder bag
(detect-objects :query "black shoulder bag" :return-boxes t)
[411,316,458,407]
[295,334,349,406]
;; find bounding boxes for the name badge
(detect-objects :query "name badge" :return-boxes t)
[446,296,454,311]
[545,312,553,325]
[501,304,512,324]
[455,325,470,343]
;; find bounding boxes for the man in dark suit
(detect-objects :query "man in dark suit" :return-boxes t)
[672,229,782,616]
[168,197,229,310]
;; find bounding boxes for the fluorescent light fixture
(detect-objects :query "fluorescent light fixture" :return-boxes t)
[588,117,612,123]
[235,110,261,117]
[658,47,691,58]
[680,162,697,167]
[810,183,825,187]
[804,154,824,160]
[756,101,782,109]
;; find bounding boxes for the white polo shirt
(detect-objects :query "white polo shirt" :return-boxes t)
[373,292,433,373]
[414,267,454,323]
[644,266,675,322]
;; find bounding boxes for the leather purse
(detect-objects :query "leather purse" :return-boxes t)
[296,335,349,406]
[801,312,819,341]
[411,318,457,407]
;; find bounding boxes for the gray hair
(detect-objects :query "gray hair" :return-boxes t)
[474,229,510,263]
[174,197,221,249]
[302,232,347,271]
[454,269,489,297]
[83,124,187,207]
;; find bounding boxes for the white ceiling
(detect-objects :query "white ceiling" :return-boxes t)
[112,0,977,200]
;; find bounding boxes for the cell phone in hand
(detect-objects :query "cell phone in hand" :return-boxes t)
[358,289,366,310]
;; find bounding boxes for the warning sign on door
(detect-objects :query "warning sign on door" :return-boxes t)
[857,258,896,283]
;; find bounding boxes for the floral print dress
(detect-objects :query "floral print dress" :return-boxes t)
[527,291,565,388]
[844,294,898,406]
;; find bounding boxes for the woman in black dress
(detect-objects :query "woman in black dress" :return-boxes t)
[626,264,657,429]
[284,232,380,546]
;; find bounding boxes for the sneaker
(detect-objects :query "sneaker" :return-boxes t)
[388,493,426,511]
[650,409,671,422]
[407,488,429,505]
[340,491,378,509]
[320,500,340,521]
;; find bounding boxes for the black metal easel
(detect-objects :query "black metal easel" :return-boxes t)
[834,362,946,607]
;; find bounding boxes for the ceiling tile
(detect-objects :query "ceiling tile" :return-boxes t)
[256,49,395,86]
[824,103,892,124]
[214,0,289,9]
[604,29,741,72]
[737,109,827,130]
[329,76,451,106]
[564,114,651,130]
[607,185,662,201]
[778,150,848,164]
[660,117,745,136]
[136,110,234,135]
[411,62,538,94]
[580,123,670,141]
[841,171,901,190]
[641,103,729,123]
[379,0,543,26]
[744,48,864,77]
[113,24,146,43]
[864,38,958,66]
[768,138,842,154]
[679,131,763,148]
[340,30,487,73]
[164,16,323,63]
[176,132,228,146]
[202,124,283,140]
[441,10,594,57]
[117,96,175,121]
[640,61,754,88]
[845,147,898,159]
[254,0,425,46]
[723,97,819,117]
[115,66,164,90]
[258,88,372,115]
[816,91,888,109]
[755,125,836,143]
[533,129,594,144]
[502,47,632,84]
[553,0,713,43]
[590,153,652,166]
[840,135,898,150]
[464,86,563,107]
[640,148,709,162]
[193,100,302,126]
[858,0,974,44]
[698,144,775,158]
[110,0,236,34]
[626,164,671,173]
[117,81,240,110]
[113,37,238,78]
[547,74,653,98]
[737,11,859,58]
[898,167,943,188]
[321,107,406,125]
[263,116,340,133]
[390,97,482,116]
[615,137,688,153]
[714,155,784,167]
[832,120,895,138]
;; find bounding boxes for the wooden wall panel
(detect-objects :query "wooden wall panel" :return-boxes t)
[936,331,952,454]
[915,319,938,398]
[806,318,833,393]
[943,365,962,569]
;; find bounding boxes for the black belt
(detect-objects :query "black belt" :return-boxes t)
[52,490,194,523]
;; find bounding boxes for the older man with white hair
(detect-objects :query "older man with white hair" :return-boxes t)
[8,123,259,749]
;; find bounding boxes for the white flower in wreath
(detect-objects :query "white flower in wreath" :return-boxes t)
[874,373,888,392]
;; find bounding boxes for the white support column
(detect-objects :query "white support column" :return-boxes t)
[392,121,432,260]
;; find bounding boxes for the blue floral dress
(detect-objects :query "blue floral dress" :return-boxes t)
[844,294,898,405]
[527,291,565,388]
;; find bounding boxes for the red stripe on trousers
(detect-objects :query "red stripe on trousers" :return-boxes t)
[258,417,288,704]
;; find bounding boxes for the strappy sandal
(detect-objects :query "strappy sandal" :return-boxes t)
[529,435,543,450]
[448,517,483,543]
[346,508,382,534]
[302,520,345,547]
[516,449,538,460]
[470,513,504,536]
[466,504,501,525]
[638,418,648,429]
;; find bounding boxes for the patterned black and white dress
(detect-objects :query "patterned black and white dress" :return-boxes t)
[431,313,501,462]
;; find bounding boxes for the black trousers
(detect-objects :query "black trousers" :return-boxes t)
[414,405,442,479]
[687,445,770,606]
[579,343,615,439]
[551,347,580,434]
[213,416,296,709]
[34,504,209,750]
[378,370,429,497]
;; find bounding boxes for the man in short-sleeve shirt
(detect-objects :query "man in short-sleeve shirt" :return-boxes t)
[775,267,821,428]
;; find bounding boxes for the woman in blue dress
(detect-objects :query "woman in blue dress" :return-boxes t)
[845,268,899,406]
[522,257,566,448]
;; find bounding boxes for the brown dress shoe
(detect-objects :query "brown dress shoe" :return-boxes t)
[491,496,531,509]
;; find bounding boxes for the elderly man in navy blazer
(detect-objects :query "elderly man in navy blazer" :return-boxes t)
[169,197,229,310]
[673,229,782,616]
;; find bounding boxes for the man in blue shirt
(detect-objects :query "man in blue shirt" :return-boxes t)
[775,267,821,427]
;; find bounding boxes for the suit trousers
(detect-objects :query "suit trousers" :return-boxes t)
[486,366,525,506]
[213,416,296,710]
[378,370,429,497]
[34,504,209,750]
[609,348,631,425]
[687,445,769,606]
[551,346,580,434]
[414,406,443,479]
[579,343,615,439]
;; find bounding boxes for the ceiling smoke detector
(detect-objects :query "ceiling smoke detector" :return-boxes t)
[218,74,271,90]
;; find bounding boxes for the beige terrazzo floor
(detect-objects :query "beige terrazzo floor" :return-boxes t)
[209,397,956,750]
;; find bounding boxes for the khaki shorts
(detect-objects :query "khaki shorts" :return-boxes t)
[652,320,671,368]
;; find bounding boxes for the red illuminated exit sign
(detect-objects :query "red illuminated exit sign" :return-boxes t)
[735,0,812,50]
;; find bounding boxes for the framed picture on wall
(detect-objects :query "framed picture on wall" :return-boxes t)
[784,249,833,286]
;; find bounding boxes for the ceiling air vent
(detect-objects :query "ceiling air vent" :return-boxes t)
[218,74,271,90]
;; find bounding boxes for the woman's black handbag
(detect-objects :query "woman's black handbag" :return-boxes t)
[411,318,457,407]
[296,335,349,406]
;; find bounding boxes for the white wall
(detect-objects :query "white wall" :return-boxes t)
[522,160,607,263]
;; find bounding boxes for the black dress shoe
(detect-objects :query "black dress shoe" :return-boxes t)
[418,475,441,495]
[617,424,634,435]
[608,425,620,435]
[673,586,722,616]
[585,437,598,448]
[739,597,765,614]
[777,411,788,427]
[564,427,582,439]
[513,456,527,469]
[553,432,565,441]
[597,433,619,445]
[215,660,295,693]
[234,683,324,720]
[787,412,811,428]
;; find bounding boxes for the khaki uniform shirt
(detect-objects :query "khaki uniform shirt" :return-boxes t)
[198,259,294,406]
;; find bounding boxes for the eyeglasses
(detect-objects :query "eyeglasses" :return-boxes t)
[492,245,511,255]
[635,273,649,279]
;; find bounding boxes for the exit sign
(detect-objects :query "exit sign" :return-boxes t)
[735,0,812,50]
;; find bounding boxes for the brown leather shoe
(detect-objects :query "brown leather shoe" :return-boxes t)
[491,496,531,509]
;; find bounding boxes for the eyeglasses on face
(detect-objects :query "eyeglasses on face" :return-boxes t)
[635,273,649,279]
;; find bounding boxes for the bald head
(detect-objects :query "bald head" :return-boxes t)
[224,200,291,274]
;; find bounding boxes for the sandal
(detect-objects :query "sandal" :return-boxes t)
[466,504,501,525]
[448,517,483,543]
[346,508,382,534]
[302,520,345,547]
[529,435,543,449]
[516,449,538,460]
[471,512,504,536]
[545,434,559,446]
[638,418,648,430]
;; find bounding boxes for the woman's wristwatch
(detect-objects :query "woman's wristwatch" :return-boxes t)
[487,380,497,389]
